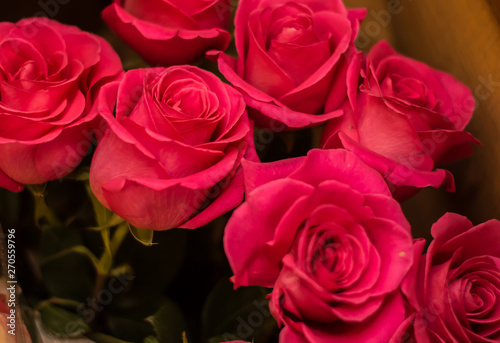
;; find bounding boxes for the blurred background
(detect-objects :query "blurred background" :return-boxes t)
[1,0,499,342]
[2,1,111,31]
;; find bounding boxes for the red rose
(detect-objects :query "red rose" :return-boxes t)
[102,0,231,66]
[321,41,479,199]
[224,149,413,342]
[0,18,123,192]
[398,213,500,342]
[216,0,365,129]
[90,66,256,230]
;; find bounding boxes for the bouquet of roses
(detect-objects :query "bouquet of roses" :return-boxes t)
[0,0,498,342]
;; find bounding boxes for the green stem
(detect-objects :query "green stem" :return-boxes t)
[27,184,60,227]
[110,222,129,256]
[41,246,103,274]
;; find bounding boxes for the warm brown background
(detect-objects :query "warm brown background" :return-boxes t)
[3,0,500,239]
[343,0,500,239]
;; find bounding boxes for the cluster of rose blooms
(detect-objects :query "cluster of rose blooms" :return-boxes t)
[0,0,498,342]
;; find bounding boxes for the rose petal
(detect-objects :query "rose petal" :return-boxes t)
[289,149,392,196]
[0,169,23,192]
[224,178,315,287]
[123,0,200,29]
[418,130,479,166]
[241,157,305,194]
[101,177,205,230]
[294,292,406,343]
[102,3,230,66]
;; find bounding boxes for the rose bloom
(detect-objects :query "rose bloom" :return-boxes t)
[396,213,500,342]
[0,18,123,192]
[321,41,479,199]
[102,0,231,66]
[224,149,414,342]
[216,0,365,129]
[90,65,255,230]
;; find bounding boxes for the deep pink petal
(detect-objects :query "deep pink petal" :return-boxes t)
[297,292,406,343]
[102,4,230,66]
[361,217,413,297]
[224,178,315,288]
[102,178,205,230]
[0,169,23,192]
[89,128,169,208]
[289,149,392,197]
[0,143,46,184]
[33,124,93,181]
[241,157,305,194]
[122,0,200,29]
[338,132,455,192]
[400,238,426,312]
[418,130,480,166]
[362,194,410,232]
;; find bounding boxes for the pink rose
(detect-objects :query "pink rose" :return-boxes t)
[321,40,479,199]
[224,149,414,342]
[102,0,231,66]
[90,65,256,230]
[398,213,500,342]
[216,0,365,129]
[0,18,123,192]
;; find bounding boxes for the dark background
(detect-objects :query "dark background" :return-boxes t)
[1,0,110,32]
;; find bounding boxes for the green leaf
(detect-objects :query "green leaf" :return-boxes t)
[106,314,157,342]
[202,278,272,340]
[39,304,90,337]
[40,225,96,301]
[146,299,188,343]
[129,225,156,246]
[117,229,186,296]
[41,247,95,301]
[144,336,160,343]
[44,297,82,309]
[42,245,101,272]
[41,224,83,257]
